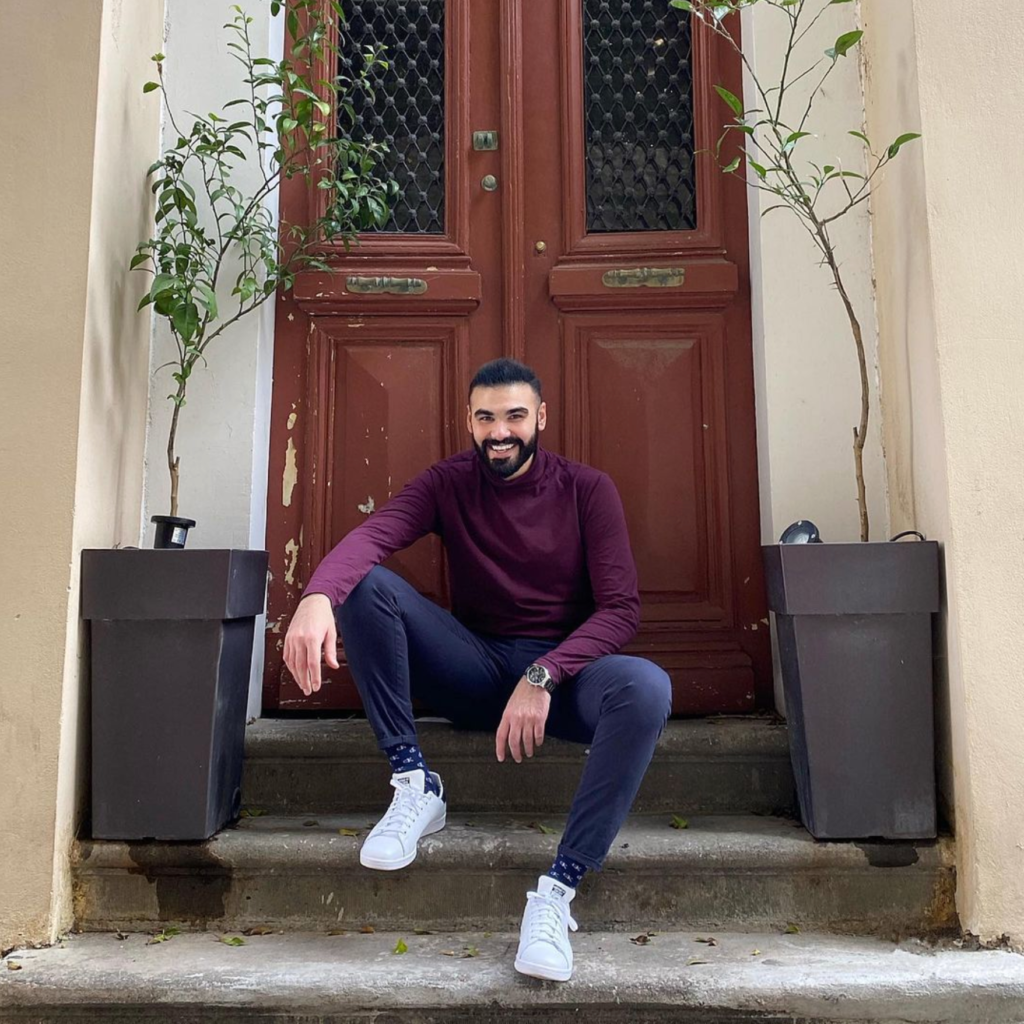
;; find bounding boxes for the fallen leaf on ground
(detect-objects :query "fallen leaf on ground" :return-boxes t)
[686,958,710,966]
[146,928,181,945]
[6,963,22,971]
[338,828,361,837]
[630,932,654,945]
[327,929,347,936]
[240,809,267,818]
[413,929,434,935]
[114,931,128,941]
[219,935,246,947]
[694,936,718,946]
[670,815,689,830]
[393,938,408,954]
[783,923,800,934]
[462,945,480,958]
[441,949,456,957]
[243,926,274,936]
[529,822,557,835]
[302,820,319,828]
[751,949,762,956]
[360,925,375,934]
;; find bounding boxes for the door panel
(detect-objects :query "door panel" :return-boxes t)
[263,0,770,712]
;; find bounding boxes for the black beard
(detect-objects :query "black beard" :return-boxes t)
[474,431,539,479]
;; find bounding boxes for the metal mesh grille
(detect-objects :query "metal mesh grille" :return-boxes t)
[583,0,696,233]
[338,0,445,234]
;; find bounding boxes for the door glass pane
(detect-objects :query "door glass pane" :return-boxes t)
[338,0,445,234]
[583,0,696,232]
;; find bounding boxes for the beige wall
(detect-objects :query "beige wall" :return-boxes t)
[0,0,162,951]
[864,0,1024,944]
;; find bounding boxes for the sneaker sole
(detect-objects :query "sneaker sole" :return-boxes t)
[358,812,446,871]
[514,956,572,982]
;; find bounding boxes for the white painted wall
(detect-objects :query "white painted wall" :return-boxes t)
[143,0,283,718]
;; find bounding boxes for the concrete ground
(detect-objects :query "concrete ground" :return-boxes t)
[3,929,1024,1023]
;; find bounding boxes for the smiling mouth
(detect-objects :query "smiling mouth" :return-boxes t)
[488,442,517,455]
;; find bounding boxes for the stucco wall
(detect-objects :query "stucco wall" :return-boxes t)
[143,0,281,719]
[863,0,1024,943]
[0,0,163,951]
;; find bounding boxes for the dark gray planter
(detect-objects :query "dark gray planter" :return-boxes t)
[81,548,268,840]
[763,540,939,840]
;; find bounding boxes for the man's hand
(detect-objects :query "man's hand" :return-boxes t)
[283,593,339,696]
[496,677,551,763]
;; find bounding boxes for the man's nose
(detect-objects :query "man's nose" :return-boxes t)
[489,422,511,440]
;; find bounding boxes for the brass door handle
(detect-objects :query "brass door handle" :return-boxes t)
[481,174,499,192]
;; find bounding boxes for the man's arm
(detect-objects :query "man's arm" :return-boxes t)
[284,469,439,694]
[532,472,640,685]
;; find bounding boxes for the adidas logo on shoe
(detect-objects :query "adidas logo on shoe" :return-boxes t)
[359,768,446,871]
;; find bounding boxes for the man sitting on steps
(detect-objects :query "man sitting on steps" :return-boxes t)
[283,357,671,983]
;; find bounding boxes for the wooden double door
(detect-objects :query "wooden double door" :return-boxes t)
[264,0,770,712]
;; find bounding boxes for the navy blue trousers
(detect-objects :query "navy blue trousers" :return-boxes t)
[336,566,672,871]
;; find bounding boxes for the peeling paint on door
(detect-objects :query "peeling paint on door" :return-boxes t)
[284,538,299,585]
[283,438,298,507]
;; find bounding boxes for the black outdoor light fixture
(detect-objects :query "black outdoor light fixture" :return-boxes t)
[779,519,822,544]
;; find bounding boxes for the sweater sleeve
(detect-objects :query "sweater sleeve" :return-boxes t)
[301,468,440,607]
[533,472,640,684]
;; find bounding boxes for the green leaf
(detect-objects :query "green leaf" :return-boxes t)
[887,132,922,159]
[826,30,863,60]
[137,293,154,312]
[130,253,150,270]
[713,85,744,117]
[393,938,408,954]
[219,935,246,947]
[748,160,767,180]
[722,156,741,173]
[270,0,282,14]
[669,0,693,9]
[150,274,177,298]
[670,815,689,829]
[171,302,200,343]
[143,82,160,94]
[151,52,166,62]
[195,282,218,319]
[784,923,801,934]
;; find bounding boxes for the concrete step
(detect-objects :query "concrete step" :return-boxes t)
[4,929,1024,1024]
[73,812,955,939]
[242,716,798,816]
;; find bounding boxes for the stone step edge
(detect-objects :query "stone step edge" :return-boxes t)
[74,813,955,875]
[3,930,1023,1023]
[244,715,792,760]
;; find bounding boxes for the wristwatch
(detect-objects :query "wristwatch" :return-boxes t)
[525,662,556,694]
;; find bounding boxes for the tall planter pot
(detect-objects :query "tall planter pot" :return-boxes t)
[81,548,269,840]
[763,540,940,840]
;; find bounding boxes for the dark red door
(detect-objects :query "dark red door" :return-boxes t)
[263,0,770,713]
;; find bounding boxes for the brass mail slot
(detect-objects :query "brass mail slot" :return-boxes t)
[602,267,686,289]
[346,275,428,296]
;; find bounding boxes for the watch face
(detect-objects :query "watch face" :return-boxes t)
[527,664,547,686]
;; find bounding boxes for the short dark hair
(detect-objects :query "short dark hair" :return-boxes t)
[468,358,542,401]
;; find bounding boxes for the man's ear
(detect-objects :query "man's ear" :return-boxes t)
[466,404,473,435]
[538,401,547,431]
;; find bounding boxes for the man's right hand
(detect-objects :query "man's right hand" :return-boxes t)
[283,593,339,696]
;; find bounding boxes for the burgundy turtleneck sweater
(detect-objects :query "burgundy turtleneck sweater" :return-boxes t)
[304,447,640,684]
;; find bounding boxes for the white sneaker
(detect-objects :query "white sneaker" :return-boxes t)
[359,768,446,871]
[514,875,579,982]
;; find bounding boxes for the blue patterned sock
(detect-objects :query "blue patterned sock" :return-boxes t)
[547,852,587,891]
[384,742,439,796]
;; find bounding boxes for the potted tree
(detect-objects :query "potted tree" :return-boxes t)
[81,0,396,840]
[672,0,937,839]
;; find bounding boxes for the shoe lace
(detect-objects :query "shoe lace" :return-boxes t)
[377,777,431,836]
[524,891,578,945]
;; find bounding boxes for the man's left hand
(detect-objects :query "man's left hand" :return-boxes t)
[496,677,551,763]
